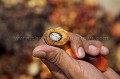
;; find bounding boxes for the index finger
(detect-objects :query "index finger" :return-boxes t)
[37,37,47,46]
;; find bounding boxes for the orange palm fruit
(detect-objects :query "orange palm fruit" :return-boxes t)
[43,28,108,72]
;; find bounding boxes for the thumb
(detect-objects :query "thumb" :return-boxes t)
[33,45,83,79]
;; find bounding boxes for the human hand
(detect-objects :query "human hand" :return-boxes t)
[33,32,120,79]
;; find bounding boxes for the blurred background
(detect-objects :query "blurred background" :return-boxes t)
[0,0,120,79]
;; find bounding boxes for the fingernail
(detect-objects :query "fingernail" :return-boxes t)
[33,51,46,58]
[101,46,109,55]
[77,47,85,58]
[89,45,99,55]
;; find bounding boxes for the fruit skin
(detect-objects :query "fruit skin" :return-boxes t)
[84,55,108,72]
[62,45,78,59]
[63,45,108,72]
[44,28,108,72]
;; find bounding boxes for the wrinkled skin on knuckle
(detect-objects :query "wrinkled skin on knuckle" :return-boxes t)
[46,49,64,65]
[77,61,107,79]
[64,60,84,79]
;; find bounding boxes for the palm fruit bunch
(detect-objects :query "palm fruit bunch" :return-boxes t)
[48,0,103,37]
[0,0,51,79]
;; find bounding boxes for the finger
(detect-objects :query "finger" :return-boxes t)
[82,40,109,56]
[89,40,109,55]
[103,67,120,79]
[35,36,67,79]
[41,59,68,79]
[33,45,83,79]
[37,37,47,46]
[100,45,109,55]
[69,33,85,58]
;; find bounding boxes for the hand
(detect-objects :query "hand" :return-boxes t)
[33,32,120,79]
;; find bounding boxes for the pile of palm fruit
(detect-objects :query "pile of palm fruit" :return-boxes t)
[0,0,120,79]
